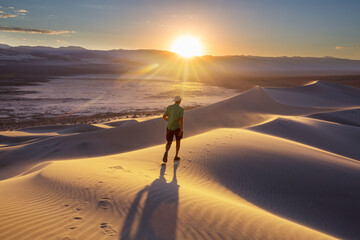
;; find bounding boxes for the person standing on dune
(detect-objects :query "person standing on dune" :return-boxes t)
[162,96,184,163]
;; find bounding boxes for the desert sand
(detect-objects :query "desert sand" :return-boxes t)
[0,81,359,240]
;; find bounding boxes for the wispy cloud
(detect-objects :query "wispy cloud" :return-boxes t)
[336,46,359,50]
[0,26,76,35]
[56,39,69,44]
[14,9,28,13]
[0,13,17,18]
[0,6,28,18]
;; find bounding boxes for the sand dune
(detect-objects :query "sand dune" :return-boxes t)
[0,134,48,146]
[104,120,139,127]
[309,108,360,127]
[262,81,360,107]
[0,80,360,239]
[0,82,349,176]
[249,116,360,159]
[20,124,104,134]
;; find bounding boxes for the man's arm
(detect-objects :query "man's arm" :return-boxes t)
[178,118,183,136]
[163,107,169,121]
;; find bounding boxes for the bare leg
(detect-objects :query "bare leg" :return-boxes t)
[163,141,172,162]
[165,141,172,152]
[175,140,180,157]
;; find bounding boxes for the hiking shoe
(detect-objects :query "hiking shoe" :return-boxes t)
[174,156,180,161]
[163,152,168,163]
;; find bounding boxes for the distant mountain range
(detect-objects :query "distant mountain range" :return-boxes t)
[1,44,360,89]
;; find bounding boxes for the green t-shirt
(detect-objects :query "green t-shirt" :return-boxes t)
[164,104,184,130]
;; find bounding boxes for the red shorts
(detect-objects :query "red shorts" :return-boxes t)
[166,128,183,142]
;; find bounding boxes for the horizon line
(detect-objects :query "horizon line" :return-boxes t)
[1,43,359,61]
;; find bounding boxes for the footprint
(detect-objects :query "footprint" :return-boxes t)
[65,220,79,231]
[100,223,116,236]
[73,200,88,211]
[96,181,103,190]
[109,166,123,170]
[98,198,111,209]
[61,237,75,240]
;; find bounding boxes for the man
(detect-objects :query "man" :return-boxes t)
[162,96,184,163]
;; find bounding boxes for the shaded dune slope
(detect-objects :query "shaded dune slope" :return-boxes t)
[0,135,48,146]
[309,108,360,127]
[249,116,360,160]
[0,124,103,149]
[20,124,103,134]
[263,81,360,107]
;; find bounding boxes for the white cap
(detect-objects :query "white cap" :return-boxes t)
[173,96,183,102]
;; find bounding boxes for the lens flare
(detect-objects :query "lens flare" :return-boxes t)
[170,35,204,58]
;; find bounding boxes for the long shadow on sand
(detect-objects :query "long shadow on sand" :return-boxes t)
[120,162,180,240]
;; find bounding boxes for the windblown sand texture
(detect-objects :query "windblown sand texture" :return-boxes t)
[0,81,359,240]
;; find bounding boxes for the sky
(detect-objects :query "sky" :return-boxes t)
[0,0,360,59]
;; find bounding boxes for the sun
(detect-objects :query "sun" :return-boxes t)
[170,35,204,58]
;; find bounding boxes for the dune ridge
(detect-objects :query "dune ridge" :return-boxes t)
[309,108,360,127]
[1,80,360,239]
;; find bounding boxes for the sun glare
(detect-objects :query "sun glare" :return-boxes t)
[170,35,204,58]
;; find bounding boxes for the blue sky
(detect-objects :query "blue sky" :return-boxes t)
[0,0,359,59]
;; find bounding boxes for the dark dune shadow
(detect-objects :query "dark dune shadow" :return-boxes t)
[120,162,180,240]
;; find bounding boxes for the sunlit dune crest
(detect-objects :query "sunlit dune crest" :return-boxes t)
[170,35,204,58]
